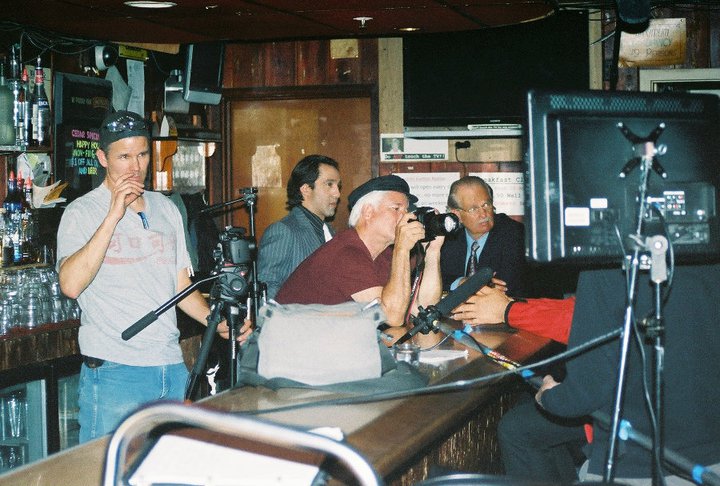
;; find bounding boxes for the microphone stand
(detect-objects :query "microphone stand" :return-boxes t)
[522,374,720,486]
[394,267,494,346]
[605,127,667,484]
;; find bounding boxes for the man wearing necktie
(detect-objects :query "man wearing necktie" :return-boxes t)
[257,155,342,300]
[440,176,527,296]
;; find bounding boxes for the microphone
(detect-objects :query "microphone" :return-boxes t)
[397,267,494,344]
[435,267,494,317]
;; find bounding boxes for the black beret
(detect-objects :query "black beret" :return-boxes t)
[347,174,418,211]
[99,110,149,149]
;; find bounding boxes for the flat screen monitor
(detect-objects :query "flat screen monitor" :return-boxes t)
[524,89,720,264]
[403,11,589,138]
[183,42,225,105]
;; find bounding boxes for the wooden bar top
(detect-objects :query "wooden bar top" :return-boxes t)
[0,324,557,486]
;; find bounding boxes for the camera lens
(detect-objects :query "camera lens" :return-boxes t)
[413,207,461,241]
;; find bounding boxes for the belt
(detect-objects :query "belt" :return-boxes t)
[82,355,105,368]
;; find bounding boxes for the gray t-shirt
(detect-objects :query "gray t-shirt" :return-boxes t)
[56,184,192,366]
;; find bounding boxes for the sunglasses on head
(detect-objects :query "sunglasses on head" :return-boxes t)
[104,116,146,133]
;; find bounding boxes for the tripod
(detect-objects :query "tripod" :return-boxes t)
[199,187,265,329]
[185,260,250,400]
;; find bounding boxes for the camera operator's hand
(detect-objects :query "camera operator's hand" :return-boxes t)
[394,213,426,253]
[217,318,253,344]
[424,233,445,254]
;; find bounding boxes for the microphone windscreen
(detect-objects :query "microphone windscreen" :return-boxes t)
[435,267,494,317]
[617,0,650,24]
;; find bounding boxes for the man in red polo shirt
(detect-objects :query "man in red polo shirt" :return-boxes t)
[275,174,444,327]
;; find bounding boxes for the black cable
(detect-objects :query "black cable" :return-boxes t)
[237,327,621,416]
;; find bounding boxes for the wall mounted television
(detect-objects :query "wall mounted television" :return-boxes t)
[183,42,225,105]
[403,11,589,138]
[524,89,720,265]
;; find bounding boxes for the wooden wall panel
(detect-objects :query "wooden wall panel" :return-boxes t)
[223,43,265,88]
[296,41,329,85]
[225,96,373,241]
[263,42,297,86]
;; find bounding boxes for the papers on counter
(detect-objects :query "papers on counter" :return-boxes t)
[128,426,345,486]
[419,348,469,364]
[128,434,321,486]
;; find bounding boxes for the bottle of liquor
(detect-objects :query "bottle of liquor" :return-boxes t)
[8,44,23,147]
[31,57,51,147]
[21,68,32,146]
[22,175,34,211]
[21,176,39,263]
[10,210,22,265]
[2,170,23,216]
[1,209,13,267]
[0,57,16,146]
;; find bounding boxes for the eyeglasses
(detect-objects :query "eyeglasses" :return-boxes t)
[456,202,494,214]
[104,116,147,133]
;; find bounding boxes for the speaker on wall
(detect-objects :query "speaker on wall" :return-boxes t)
[182,42,225,105]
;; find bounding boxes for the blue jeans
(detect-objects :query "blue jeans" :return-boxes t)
[78,360,189,443]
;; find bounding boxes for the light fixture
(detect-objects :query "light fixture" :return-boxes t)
[353,16,372,29]
[198,142,217,158]
[124,1,177,8]
[398,27,421,32]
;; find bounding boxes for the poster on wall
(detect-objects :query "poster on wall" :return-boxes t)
[381,134,448,161]
[470,171,525,216]
[394,172,460,211]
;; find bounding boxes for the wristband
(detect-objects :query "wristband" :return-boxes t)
[503,298,527,324]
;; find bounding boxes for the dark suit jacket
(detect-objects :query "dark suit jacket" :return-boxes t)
[257,206,332,300]
[440,213,527,296]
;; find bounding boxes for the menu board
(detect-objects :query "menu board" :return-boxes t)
[55,124,105,201]
[53,72,112,201]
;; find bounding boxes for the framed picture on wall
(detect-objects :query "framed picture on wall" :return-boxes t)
[639,68,720,97]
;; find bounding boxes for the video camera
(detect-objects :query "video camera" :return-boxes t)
[211,226,257,302]
[413,206,461,242]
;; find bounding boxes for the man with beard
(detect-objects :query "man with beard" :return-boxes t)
[257,155,342,300]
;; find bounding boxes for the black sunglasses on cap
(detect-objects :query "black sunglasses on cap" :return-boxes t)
[104,116,147,133]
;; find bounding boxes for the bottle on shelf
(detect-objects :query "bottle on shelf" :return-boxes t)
[20,176,38,263]
[8,44,25,147]
[31,57,51,147]
[3,170,23,216]
[21,67,32,146]
[9,209,22,265]
[0,56,17,146]
[1,208,13,267]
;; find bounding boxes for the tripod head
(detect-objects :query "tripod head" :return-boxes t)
[209,226,256,305]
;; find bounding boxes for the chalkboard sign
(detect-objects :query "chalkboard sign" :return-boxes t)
[55,123,105,201]
[53,72,113,201]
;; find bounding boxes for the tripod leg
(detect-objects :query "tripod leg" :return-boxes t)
[185,302,223,401]
[225,302,250,388]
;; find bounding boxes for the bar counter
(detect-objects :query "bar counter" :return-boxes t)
[0,325,557,486]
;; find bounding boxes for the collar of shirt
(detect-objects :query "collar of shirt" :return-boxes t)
[298,205,328,242]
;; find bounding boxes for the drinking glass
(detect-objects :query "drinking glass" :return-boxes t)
[4,393,26,439]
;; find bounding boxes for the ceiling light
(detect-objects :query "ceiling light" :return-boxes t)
[353,16,372,29]
[398,27,420,32]
[124,1,177,8]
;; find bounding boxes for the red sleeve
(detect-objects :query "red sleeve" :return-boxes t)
[506,296,575,344]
